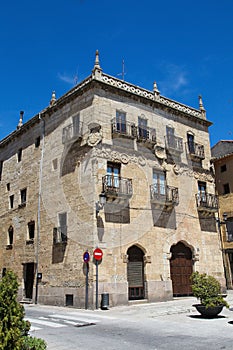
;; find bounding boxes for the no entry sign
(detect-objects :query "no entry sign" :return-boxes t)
[93,248,103,261]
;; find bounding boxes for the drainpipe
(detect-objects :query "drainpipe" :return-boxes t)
[35,113,45,304]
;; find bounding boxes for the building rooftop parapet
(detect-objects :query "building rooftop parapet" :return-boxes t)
[211,140,233,160]
[0,51,212,147]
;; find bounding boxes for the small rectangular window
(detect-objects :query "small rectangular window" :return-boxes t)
[35,137,40,148]
[17,148,22,162]
[9,195,14,209]
[28,221,35,240]
[7,183,10,191]
[52,158,58,171]
[8,226,14,245]
[220,164,227,172]
[55,212,67,243]
[223,183,230,194]
[20,188,27,205]
[226,217,233,241]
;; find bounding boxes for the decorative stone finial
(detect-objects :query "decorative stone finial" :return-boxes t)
[92,50,102,80]
[199,95,205,111]
[17,111,24,129]
[198,95,206,119]
[50,91,56,106]
[153,81,160,100]
[94,50,101,69]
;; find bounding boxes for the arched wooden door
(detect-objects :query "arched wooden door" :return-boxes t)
[127,246,145,300]
[170,242,193,296]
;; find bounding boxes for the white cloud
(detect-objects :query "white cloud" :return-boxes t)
[57,72,77,85]
[158,63,189,97]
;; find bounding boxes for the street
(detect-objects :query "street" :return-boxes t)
[24,299,233,350]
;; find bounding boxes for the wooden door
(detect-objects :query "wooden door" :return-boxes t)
[127,246,145,300]
[170,242,193,296]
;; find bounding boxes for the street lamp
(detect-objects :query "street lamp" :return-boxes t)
[96,191,107,216]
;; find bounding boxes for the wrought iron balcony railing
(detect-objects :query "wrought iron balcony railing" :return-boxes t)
[188,142,205,160]
[137,126,156,143]
[166,135,183,153]
[195,193,218,212]
[62,122,83,144]
[111,118,156,145]
[111,119,137,139]
[150,184,179,207]
[102,175,133,198]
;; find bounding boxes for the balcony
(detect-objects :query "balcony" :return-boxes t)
[62,122,83,144]
[102,175,133,199]
[166,135,183,155]
[137,126,156,147]
[187,142,205,161]
[195,193,218,214]
[111,119,137,139]
[150,184,179,209]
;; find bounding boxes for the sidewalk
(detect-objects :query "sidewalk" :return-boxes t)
[107,290,233,318]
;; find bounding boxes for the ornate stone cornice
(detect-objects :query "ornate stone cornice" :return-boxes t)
[0,65,211,147]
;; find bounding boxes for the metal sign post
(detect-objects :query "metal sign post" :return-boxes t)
[83,251,90,310]
[93,248,103,309]
[96,260,99,309]
[85,263,89,310]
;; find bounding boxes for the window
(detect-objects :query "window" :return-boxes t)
[28,221,35,240]
[166,126,175,147]
[20,188,27,205]
[9,195,14,209]
[35,136,40,148]
[226,217,233,241]
[73,114,80,136]
[116,111,126,133]
[17,148,22,162]
[54,212,67,243]
[7,183,10,191]
[220,164,227,172]
[107,162,120,188]
[187,133,195,154]
[0,160,3,181]
[52,158,58,171]
[198,181,206,201]
[8,226,14,245]
[223,183,230,194]
[152,170,166,195]
[138,117,148,139]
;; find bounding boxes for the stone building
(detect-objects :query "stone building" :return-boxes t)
[0,51,224,308]
[212,140,233,289]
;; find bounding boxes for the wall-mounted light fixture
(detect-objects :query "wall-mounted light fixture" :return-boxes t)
[216,212,227,228]
[96,192,107,217]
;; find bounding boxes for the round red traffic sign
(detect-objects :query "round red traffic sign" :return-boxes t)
[93,248,103,261]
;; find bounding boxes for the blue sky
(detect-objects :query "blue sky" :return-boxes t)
[0,0,232,146]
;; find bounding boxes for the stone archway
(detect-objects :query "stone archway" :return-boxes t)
[127,245,145,300]
[170,241,193,296]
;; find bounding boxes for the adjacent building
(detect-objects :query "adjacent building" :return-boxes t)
[212,140,233,289]
[0,51,224,308]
